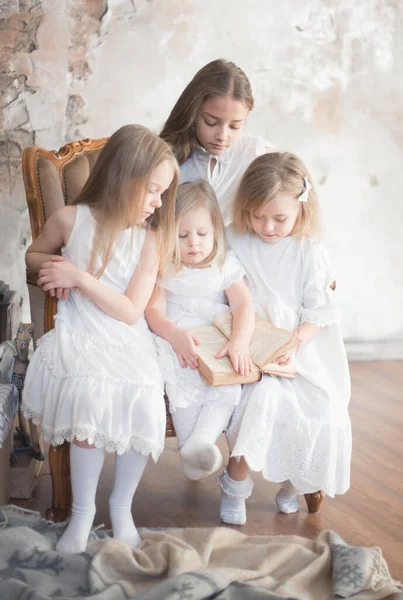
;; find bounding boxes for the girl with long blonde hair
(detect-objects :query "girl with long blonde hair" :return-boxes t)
[22,124,179,553]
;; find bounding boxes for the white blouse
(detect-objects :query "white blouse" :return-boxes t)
[180,135,274,224]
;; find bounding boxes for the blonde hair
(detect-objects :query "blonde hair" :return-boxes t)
[161,59,254,165]
[170,180,226,273]
[72,124,179,277]
[233,152,320,238]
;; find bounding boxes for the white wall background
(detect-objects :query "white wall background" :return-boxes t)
[1,0,402,353]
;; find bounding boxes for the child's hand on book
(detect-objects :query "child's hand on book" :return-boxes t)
[274,343,300,367]
[171,328,200,369]
[215,341,254,376]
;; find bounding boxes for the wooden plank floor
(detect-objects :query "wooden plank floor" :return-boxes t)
[13,360,403,581]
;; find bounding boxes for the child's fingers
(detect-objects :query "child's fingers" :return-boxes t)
[56,287,63,299]
[177,354,186,368]
[275,354,286,364]
[62,288,70,300]
[185,351,198,369]
[50,255,67,262]
[39,262,53,271]
[215,344,228,359]
[43,282,58,292]
[38,275,54,286]
[191,335,200,346]
[230,353,239,374]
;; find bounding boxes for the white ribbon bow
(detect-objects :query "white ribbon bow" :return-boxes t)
[299,176,312,203]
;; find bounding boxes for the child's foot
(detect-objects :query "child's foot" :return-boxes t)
[216,469,254,525]
[220,492,246,525]
[275,486,300,514]
[56,504,95,553]
[180,440,222,480]
[109,500,142,548]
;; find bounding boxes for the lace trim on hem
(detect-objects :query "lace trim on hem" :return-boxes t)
[216,469,254,499]
[300,316,338,328]
[22,406,162,461]
[260,469,346,498]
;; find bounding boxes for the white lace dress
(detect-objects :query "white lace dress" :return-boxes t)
[226,226,352,497]
[180,135,274,224]
[22,205,166,460]
[157,252,246,413]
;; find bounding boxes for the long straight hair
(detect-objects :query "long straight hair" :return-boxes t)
[72,124,179,277]
[160,59,254,165]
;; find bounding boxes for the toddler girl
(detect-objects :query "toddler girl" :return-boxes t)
[146,180,255,480]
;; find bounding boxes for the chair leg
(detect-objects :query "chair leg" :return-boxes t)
[304,490,325,514]
[45,442,71,522]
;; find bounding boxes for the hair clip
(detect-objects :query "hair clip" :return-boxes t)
[299,176,311,203]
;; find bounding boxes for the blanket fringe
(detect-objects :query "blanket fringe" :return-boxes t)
[371,546,403,590]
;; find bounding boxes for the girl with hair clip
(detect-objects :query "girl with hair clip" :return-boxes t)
[217,152,352,525]
[161,59,275,225]
[22,124,179,553]
[145,180,255,481]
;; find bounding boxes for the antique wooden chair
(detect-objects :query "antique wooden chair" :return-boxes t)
[22,138,176,522]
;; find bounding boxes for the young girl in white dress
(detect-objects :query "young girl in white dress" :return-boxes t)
[160,59,275,224]
[145,180,255,480]
[217,152,352,525]
[22,125,179,553]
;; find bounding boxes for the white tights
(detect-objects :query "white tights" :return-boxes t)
[172,403,234,480]
[56,443,148,554]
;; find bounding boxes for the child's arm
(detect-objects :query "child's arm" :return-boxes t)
[145,286,199,369]
[275,323,320,366]
[39,230,161,326]
[26,206,77,299]
[216,280,255,376]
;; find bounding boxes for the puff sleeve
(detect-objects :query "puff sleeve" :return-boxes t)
[221,251,246,290]
[300,242,340,327]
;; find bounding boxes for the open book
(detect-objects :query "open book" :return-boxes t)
[188,313,299,386]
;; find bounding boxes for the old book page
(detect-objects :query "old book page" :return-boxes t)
[188,325,261,386]
[214,312,298,372]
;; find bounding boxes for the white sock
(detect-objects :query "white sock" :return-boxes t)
[109,450,148,548]
[56,444,105,554]
[171,405,201,447]
[276,480,300,514]
[217,469,254,525]
[179,404,234,480]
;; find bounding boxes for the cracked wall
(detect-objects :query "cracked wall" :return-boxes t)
[1,0,402,346]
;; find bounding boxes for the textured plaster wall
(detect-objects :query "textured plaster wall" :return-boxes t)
[1,0,402,346]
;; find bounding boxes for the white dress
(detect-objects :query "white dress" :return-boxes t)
[22,205,166,460]
[225,226,352,497]
[157,252,246,413]
[180,135,274,225]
